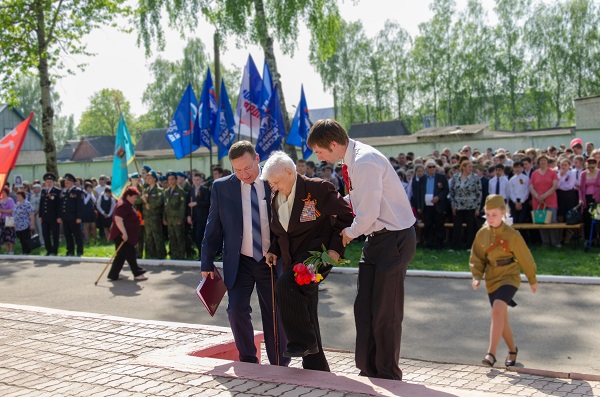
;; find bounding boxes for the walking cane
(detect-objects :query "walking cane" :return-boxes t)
[269,259,279,366]
[94,241,126,285]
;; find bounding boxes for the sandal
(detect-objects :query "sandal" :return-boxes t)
[505,347,518,367]
[482,353,496,367]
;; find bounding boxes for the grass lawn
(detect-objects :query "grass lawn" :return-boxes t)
[5,237,600,277]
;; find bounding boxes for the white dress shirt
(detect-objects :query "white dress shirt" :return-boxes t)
[275,179,297,232]
[507,174,530,204]
[240,172,270,259]
[557,170,576,191]
[488,175,509,199]
[343,139,415,238]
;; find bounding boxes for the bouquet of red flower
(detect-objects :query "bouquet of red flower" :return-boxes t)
[293,245,350,285]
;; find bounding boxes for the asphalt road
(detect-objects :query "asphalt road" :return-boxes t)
[1,257,598,375]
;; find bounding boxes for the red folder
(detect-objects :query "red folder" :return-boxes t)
[195,267,227,317]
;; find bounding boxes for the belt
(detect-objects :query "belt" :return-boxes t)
[495,258,515,266]
[368,228,392,237]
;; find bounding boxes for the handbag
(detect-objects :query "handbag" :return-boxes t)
[4,216,14,228]
[29,234,42,250]
[531,204,552,224]
[565,204,583,225]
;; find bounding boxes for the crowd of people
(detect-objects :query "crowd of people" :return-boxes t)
[1,137,597,259]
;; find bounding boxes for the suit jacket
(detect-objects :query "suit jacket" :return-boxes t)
[201,174,272,289]
[417,173,448,214]
[188,185,211,223]
[39,186,61,221]
[59,187,84,221]
[479,176,489,212]
[268,175,354,271]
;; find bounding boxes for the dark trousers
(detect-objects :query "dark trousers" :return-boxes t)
[108,236,145,280]
[276,269,329,372]
[42,219,60,255]
[16,229,31,254]
[422,206,445,249]
[63,219,83,256]
[354,227,416,381]
[227,255,290,366]
[452,209,477,249]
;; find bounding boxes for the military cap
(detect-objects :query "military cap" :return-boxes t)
[43,172,56,181]
[142,165,152,172]
[166,171,176,178]
[485,194,505,210]
[130,172,139,179]
[159,175,168,182]
[147,170,158,180]
[63,173,76,182]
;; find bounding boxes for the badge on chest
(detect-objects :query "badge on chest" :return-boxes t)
[300,193,321,222]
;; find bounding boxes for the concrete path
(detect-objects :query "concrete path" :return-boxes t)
[1,256,599,377]
[1,303,599,397]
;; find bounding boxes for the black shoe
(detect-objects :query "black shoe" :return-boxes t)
[137,269,147,275]
[283,344,319,358]
[65,252,74,257]
[505,347,518,367]
[482,353,496,367]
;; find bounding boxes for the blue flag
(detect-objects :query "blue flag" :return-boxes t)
[166,84,199,159]
[235,55,262,136]
[259,61,274,115]
[286,85,312,159]
[194,68,218,151]
[214,79,236,160]
[112,116,135,199]
[256,84,285,162]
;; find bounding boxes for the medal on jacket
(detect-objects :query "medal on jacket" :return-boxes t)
[300,193,320,222]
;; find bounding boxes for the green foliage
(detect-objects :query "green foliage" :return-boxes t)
[78,89,134,136]
[7,75,62,131]
[311,0,600,132]
[140,38,240,129]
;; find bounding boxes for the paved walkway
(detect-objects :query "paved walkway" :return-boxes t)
[0,304,598,397]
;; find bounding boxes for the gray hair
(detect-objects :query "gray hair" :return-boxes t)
[261,151,296,181]
[425,159,437,168]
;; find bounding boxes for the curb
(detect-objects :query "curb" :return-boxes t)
[6,254,600,285]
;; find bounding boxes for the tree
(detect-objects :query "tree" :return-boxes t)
[141,37,240,128]
[0,0,130,175]
[135,0,342,156]
[54,114,78,147]
[494,0,530,131]
[78,89,134,136]
[376,21,412,121]
[10,75,62,131]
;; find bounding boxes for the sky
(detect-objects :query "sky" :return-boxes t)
[55,0,496,124]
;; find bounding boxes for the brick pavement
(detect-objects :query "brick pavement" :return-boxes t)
[0,303,598,397]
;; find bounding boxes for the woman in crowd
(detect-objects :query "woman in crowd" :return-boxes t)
[556,158,579,244]
[13,191,35,254]
[107,187,147,281]
[450,160,482,249]
[578,157,600,240]
[409,164,425,211]
[529,154,560,246]
[97,187,116,241]
[0,187,16,254]
[82,182,97,245]
[471,195,538,368]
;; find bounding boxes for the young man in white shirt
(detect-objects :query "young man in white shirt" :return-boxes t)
[507,161,530,224]
[488,164,509,202]
[307,119,416,381]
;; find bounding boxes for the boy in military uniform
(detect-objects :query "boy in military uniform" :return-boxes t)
[163,172,187,259]
[58,173,84,256]
[39,172,61,256]
[142,171,166,259]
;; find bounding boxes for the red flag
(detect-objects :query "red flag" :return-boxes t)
[0,112,33,194]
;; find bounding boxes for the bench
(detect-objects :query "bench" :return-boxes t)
[438,222,583,230]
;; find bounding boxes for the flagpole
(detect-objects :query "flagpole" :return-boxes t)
[237,106,242,142]
[113,94,139,180]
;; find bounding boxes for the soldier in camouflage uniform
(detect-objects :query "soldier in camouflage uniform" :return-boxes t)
[142,171,166,259]
[163,172,187,259]
[177,172,195,258]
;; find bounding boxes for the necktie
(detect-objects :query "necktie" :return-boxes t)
[342,164,355,217]
[250,183,263,262]
[495,178,500,195]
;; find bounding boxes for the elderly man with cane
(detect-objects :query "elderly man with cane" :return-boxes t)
[262,151,353,372]
[105,187,148,282]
